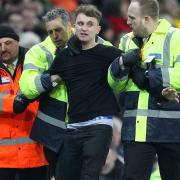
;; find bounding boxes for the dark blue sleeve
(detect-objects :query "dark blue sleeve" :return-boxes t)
[148,68,166,100]
[110,57,130,79]
[148,68,164,89]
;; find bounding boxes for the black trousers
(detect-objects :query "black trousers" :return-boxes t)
[56,124,112,180]
[123,141,180,180]
[44,147,58,177]
[0,166,49,180]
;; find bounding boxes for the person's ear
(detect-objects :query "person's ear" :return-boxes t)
[96,25,101,35]
[144,16,151,24]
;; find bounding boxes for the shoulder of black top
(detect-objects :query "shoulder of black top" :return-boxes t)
[55,47,69,56]
[101,44,122,53]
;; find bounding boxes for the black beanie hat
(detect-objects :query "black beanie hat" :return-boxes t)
[0,25,19,41]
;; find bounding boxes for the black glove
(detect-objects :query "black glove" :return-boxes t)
[130,66,149,90]
[121,49,141,67]
[13,94,31,113]
[67,35,82,56]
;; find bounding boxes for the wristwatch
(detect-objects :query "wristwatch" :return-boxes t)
[52,81,58,87]
[145,70,149,78]
[118,56,123,66]
[118,56,125,70]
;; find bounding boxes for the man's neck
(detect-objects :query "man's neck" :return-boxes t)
[82,40,97,50]
[148,19,159,36]
[3,57,18,66]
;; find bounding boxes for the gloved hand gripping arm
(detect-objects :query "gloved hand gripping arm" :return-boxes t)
[13,73,62,114]
[13,94,33,113]
[119,48,141,67]
[110,48,141,79]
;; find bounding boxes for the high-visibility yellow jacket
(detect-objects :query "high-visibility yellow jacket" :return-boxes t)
[0,47,48,168]
[19,36,68,152]
[150,168,161,180]
[108,19,180,142]
[20,35,112,152]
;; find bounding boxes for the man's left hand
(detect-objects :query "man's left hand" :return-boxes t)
[13,94,31,113]
[162,87,179,102]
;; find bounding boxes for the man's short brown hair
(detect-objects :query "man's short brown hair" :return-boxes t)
[131,0,159,20]
[75,5,102,23]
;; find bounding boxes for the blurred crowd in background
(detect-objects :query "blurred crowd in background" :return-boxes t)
[1,0,180,48]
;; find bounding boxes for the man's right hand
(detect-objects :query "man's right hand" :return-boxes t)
[50,74,62,83]
[121,48,141,67]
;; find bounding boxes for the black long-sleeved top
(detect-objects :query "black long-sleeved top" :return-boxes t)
[49,44,123,123]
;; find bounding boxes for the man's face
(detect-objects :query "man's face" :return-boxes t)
[0,37,19,64]
[127,2,149,38]
[75,13,101,44]
[45,17,70,48]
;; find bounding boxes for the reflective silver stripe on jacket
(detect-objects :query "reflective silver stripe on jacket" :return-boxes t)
[32,44,54,93]
[96,36,104,44]
[161,27,177,87]
[140,63,162,69]
[0,137,36,146]
[35,76,46,93]
[23,63,45,73]
[121,35,128,51]
[37,110,66,129]
[39,44,54,67]
[118,75,129,81]
[174,55,180,63]
[0,91,10,112]
[124,109,180,119]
